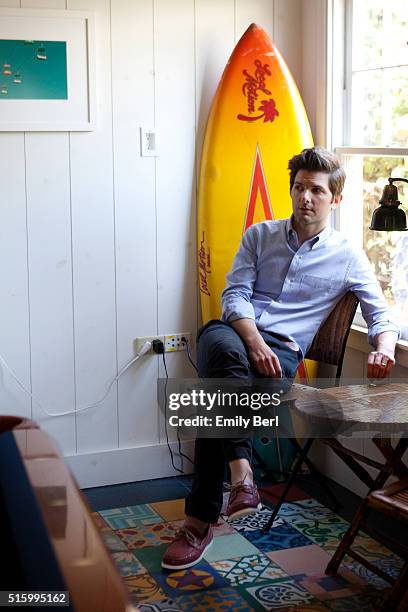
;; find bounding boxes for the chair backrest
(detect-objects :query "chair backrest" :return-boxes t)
[305,291,359,380]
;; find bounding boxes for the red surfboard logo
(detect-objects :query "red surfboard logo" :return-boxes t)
[237,59,279,123]
[198,231,211,296]
[243,145,274,232]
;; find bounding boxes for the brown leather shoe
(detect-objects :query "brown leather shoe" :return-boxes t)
[161,525,213,570]
[226,481,262,521]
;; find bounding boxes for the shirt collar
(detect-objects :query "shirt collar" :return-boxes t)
[286,216,333,250]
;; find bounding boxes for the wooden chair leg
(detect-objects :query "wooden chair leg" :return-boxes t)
[325,498,370,575]
[261,438,314,533]
[381,562,408,612]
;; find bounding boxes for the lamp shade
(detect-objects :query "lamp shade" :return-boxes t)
[370,178,408,231]
[369,204,407,231]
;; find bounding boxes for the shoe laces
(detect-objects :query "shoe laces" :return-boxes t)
[174,526,203,549]
[229,480,254,502]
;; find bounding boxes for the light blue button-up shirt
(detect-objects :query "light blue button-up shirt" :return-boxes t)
[221,218,399,357]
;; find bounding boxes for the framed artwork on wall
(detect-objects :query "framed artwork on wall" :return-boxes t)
[0,8,95,131]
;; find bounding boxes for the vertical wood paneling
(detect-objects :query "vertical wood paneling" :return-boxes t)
[195,0,235,171]
[19,0,75,451]
[25,132,76,453]
[274,0,302,88]
[0,134,30,417]
[235,0,273,43]
[67,0,117,453]
[0,0,33,421]
[111,0,159,448]
[155,0,196,344]
[154,0,196,450]
[300,0,328,143]
[195,0,235,331]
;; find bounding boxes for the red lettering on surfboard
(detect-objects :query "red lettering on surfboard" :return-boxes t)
[244,147,273,232]
[237,60,279,123]
[238,98,279,123]
[241,60,271,112]
[199,231,211,296]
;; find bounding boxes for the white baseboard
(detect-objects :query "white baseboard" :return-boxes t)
[65,441,195,489]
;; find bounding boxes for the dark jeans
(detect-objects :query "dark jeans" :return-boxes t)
[185,319,302,523]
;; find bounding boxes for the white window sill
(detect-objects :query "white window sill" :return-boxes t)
[348,325,408,368]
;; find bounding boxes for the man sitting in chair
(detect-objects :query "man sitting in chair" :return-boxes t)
[162,146,399,570]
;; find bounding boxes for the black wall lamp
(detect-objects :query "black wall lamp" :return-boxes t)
[370,177,408,231]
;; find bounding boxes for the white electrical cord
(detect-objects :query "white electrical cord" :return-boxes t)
[0,340,152,419]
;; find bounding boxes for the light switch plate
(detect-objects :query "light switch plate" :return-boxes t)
[140,126,158,156]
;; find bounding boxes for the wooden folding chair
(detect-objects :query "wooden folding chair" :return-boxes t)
[326,478,408,612]
[262,291,359,532]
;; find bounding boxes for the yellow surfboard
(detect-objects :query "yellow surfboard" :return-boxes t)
[197,23,315,381]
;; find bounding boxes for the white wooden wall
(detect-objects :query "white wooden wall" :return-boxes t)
[0,0,304,487]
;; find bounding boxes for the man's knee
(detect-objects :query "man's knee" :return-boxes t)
[197,320,250,378]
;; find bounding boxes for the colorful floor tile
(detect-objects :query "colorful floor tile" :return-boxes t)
[344,560,390,589]
[243,578,315,609]
[229,506,285,532]
[204,532,261,562]
[370,555,404,579]
[125,573,167,604]
[111,551,147,577]
[116,522,178,549]
[100,504,163,528]
[210,554,288,586]
[151,499,186,522]
[277,499,342,522]
[293,568,368,601]
[321,532,401,562]
[212,517,236,536]
[174,587,253,611]
[322,590,388,611]
[101,529,128,552]
[282,604,329,611]
[290,517,348,546]
[267,544,333,576]
[138,600,182,612]
[94,486,400,611]
[134,544,170,574]
[153,562,228,599]
[243,524,314,553]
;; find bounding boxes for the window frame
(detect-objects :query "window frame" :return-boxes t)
[329,0,408,335]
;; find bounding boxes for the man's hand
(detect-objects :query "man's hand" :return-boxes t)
[230,318,282,377]
[247,336,282,377]
[367,349,395,379]
[367,331,398,379]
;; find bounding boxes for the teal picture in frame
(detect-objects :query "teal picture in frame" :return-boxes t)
[0,39,67,99]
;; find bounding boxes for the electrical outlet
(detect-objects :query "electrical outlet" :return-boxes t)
[164,333,192,353]
[135,335,165,354]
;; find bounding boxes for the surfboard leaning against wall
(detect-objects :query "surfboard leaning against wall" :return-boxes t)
[197,23,315,382]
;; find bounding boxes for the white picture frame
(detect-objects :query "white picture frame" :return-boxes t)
[0,8,95,131]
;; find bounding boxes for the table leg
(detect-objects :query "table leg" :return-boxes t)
[326,498,369,575]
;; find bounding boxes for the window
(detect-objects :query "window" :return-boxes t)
[331,0,408,338]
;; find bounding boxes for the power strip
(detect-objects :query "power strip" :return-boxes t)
[135,333,192,354]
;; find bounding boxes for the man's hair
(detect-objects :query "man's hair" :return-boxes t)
[288,147,346,198]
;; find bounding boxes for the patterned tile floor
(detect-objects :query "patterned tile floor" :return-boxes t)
[92,485,403,611]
